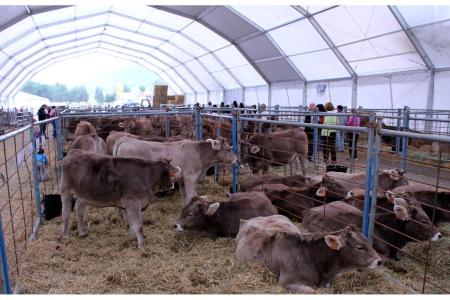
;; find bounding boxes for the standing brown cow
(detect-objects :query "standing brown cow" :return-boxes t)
[118,118,153,135]
[60,149,181,253]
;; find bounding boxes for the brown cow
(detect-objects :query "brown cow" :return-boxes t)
[236,215,381,292]
[60,149,181,253]
[74,121,97,137]
[392,184,450,222]
[175,192,277,237]
[241,127,308,176]
[240,172,322,192]
[105,131,186,155]
[119,118,153,135]
[303,199,441,260]
[69,133,106,154]
[251,183,321,218]
[114,137,237,204]
[316,168,409,201]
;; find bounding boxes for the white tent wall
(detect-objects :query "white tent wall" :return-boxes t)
[390,72,430,109]
[434,71,450,110]
[224,88,243,105]
[244,85,269,106]
[305,80,352,107]
[357,76,392,109]
[185,93,197,105]
[271,82,303,107]
[208,90,224,105]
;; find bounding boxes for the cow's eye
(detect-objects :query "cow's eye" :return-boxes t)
[356,244,365,251]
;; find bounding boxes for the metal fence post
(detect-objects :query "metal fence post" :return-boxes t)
[194,108,202,141]
[214,125,221,182]
[0,214,12,294]
[395,108,402,153]
[257,105,262,134]
[367,117,382,244]
[231,111,240,193]
[29,121,43,241]
[362,114,376,240]
[401,106,410,172]
[164,109,170,138]
[55,117,64,179]
[312,112,319,165]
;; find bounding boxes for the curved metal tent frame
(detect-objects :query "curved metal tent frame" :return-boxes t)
[0,4,447,105]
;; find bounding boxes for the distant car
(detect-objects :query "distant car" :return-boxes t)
[122,101,141,111]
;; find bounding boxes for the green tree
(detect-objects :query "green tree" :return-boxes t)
[139,85,145,92]
[95,86,105,103]
[123,84,131,93]
[105,91,116,103]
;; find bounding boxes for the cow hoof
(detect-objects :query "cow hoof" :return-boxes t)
[61,232,70,239]
[78,232,88,238]
[138,248,147,256]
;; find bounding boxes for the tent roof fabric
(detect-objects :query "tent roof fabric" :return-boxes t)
[0,5,448,98]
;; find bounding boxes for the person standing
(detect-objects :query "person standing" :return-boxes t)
[346,108,361,160]
[304,102,315,161]
[336,105,346,152]
[321,102,337,164]
[49,106,57,137]
[37,104,49,139]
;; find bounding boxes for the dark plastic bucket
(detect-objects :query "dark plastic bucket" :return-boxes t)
[326,165,348,173]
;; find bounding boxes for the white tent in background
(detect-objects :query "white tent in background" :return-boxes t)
[13,91,50,114]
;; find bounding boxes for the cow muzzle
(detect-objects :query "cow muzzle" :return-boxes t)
[174,223,184,232]
[431,232,442,241]
[369,258,383,269]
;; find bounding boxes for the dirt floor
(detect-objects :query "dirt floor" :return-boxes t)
[17,176,449,294]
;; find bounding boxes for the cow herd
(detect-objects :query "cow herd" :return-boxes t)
[57,115,447,293]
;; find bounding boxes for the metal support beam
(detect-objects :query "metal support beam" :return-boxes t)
[302,82,307,106]
[351,76,357,108]
[389,5,435,70]
[425,70,435,133]
[294,5,355,78]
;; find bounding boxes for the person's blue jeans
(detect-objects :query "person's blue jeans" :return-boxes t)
[336,130,345,152]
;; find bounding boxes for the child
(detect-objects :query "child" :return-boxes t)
[36,149,48,181]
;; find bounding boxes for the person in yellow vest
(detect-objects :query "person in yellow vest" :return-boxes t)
[321,102,337,163]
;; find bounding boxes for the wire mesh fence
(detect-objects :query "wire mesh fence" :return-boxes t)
[0,106,448,294]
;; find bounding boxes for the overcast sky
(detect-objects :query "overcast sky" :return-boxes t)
[31,53,164,96]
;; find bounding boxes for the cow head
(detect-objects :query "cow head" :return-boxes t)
[155,160,182,192]
[325,225,382,269]
[206,137,237,164]
[118,119,136,133]
[385,191,442,242]
[381,168,408,188]
[174,196,220,232]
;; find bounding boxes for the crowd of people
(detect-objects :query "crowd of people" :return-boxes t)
[305,101,360,164]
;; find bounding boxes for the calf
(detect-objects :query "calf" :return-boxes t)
[60,149,181,253]
[303,199,442,260]
[241,128,308,176]
[240,172,322,192]
[317,168,409,201]
[175,192,277,237]
[74,121,97,137]
[114,137,237,205]
[236,216,381,292]
[251,183,321,218]
[69,133,106,154]
[119,118,153,135]
[392,184,450,222]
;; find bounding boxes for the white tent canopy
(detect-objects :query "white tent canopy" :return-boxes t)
[0,5,449,109]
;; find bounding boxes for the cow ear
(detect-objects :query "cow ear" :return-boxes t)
[131,121,136,128]
[325,235,343,251]
[316,187,327,197]
[385,191,395,203]
[389,169,400,181]
[250,145,260,154]
[118,122,124,128]
[394,204,410,221]
[211,140,221,150]
[206,202,220,215]
[346,191,354,199]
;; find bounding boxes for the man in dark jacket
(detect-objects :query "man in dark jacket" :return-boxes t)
[37,104,49,139]
[304,102,315,161]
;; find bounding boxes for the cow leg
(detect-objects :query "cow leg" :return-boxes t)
[75,199,87,238]
[285,283,315,293]
[61,189,72,238]
[290,154,298,175]
[299,154,307,176]
[125,206,146,254]
[183,176,198,205]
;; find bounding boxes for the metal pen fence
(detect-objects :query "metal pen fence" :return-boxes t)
[0,106,449,293]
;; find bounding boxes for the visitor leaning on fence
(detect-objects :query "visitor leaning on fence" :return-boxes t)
[322,102,337,164]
